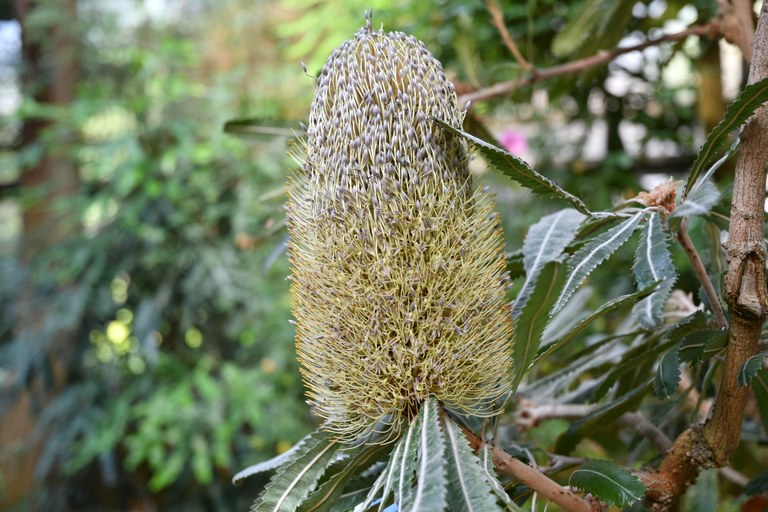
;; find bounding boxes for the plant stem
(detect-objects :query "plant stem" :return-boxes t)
[486,0,532,71]
[461,427,596,512]
[676,218,728,329]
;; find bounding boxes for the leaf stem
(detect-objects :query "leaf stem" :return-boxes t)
[676,218,728,330]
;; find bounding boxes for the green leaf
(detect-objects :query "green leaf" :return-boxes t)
[353,441,404,512]
[331,469,383,512]
[674,179,721,218]
[738,351,768,387]
[593,335,674,401]
[684,469,718,512]
[251,430,341,512]
[744,469,768,496]
[555,381,651,454]
[443,419,502,512]
[551,0,607,57]
[299,443,392,512]
[512,209,585,318]
[654,344,682,399]
[752,369,768,433]
[569,460,645,507]
[632,213,677,328]
[223,117,303,138]
[403,397,447,512]
[512,262,566,390]
[552,212,644,314]
[479,446,521,511]
[678,330,728,364]
[534,284,657,366]
[684,76,768,198]
[433,118,591,215]
[234,431,315,485]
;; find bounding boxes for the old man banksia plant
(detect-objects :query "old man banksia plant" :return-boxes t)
[287,24,513,444]
[237,11,768,512]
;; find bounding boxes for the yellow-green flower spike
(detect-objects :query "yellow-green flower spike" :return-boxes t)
[286,24,513,443]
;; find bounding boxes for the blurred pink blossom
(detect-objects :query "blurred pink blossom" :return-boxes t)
[500,129,527,155]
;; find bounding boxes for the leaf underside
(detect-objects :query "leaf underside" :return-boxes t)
[251,430,340,512]
[631,212,677,328]
[513,209,585,318]
[443,419,503,512]
[552,212,644,314]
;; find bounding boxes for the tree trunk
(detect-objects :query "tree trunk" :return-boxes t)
[0,1,80,508]
[642,1,768,509]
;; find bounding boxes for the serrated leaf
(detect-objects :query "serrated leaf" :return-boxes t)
[688,138,740,197]
[234,431,315,485]
[593,335,676,401]
[663,311,711,343]
[512,261,566,390]
[353,439,407,512]
[433,119,591,215]
[551,0,606,57]
[744,469,768,496]
[252,430,340,512]
[684,76,768,198]
[632,214,675,288]
[738,351,768,387]
[479,446,521,511]
[512,209,585,318]
[552,212,644,314]
[678,330,728,364]
[331,470,382,512]
[752,369,768,433]
[443,419,502,512]
[569,460,645,507]
[632,213,677,327]
[394,414,420,510]
[299,444,392,512]
[534,283,657,366]
[555,381,651,454]
[403,397,447,512]
[674,179,721,218]
[654,344,682,399]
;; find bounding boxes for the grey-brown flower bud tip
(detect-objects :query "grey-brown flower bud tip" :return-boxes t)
[286,26,514,443]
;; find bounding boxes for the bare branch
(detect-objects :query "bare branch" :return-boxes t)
[486,0,532,71]
[676,218,728,330]
[459,21,719,104]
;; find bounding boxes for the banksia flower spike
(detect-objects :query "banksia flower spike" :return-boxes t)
[286,23,513,443]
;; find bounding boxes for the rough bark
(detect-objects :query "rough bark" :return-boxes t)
[642,1,768,509]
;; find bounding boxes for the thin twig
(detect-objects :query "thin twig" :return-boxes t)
[461,426,596,512]
[486,0,532,71]
[517,403,672,455]
[459,21,719,104]
[617,412,672,454]
[676,218,728,329]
